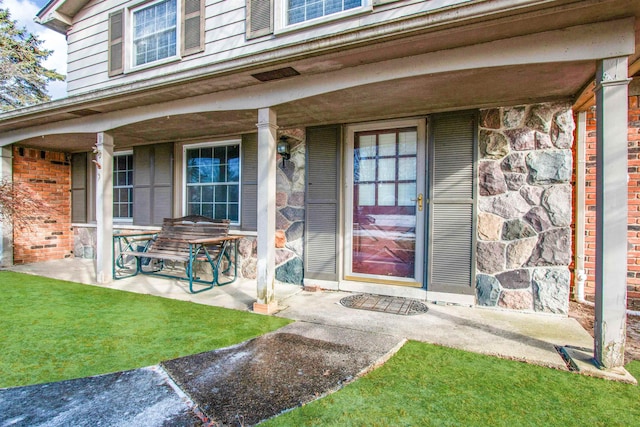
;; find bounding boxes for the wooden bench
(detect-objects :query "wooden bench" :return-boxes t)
[118,215,241,293]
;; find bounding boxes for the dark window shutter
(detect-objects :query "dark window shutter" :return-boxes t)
[182,0,204,56]
[71,153,88,223]
[133,143,174,226]
[246,0,273,40]
[428,112,477,295]
[241,133,258,230]
[305,125,341,281]
[108,10,124,76]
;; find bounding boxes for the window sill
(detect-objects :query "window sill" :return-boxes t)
[125,55,181,75]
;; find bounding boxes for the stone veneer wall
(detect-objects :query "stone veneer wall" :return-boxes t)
[238,129,306,285]
[12,146,74,263]
[476,102,574,314]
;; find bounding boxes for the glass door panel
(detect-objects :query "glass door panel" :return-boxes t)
[352,128,419,279]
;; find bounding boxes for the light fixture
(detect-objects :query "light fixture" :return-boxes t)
[277,136,291,167]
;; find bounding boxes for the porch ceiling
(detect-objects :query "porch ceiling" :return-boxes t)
[14,60,595,152]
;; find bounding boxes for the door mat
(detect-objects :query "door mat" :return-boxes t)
[339,293,428,316]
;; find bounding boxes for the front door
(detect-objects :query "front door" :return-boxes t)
[345,119,426,286]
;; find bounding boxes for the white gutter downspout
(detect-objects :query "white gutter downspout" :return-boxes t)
[575,110,640,316]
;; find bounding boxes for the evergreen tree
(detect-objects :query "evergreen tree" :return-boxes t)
[0,4,64,111]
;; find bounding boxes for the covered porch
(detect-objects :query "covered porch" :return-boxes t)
[1,2,639,370]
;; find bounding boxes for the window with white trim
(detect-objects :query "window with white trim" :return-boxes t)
[132,0,178,67]
[184,142,241,223]
[113,152,134,220]
[286,0,364,26]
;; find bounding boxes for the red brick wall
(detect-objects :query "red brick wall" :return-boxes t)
[12,146,73,264]
[581,91,640,311]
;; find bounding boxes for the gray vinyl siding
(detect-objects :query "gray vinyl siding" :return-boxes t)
[241,133,258,230]
[427,111,477,295]
[305,125,341,281]
[133,143,174,226]
[71,153,88,223]
[65,0,471,95]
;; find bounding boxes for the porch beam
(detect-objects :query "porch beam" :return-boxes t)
[95,132,114,284]
[254,108,278,314]
[594,56,630,368]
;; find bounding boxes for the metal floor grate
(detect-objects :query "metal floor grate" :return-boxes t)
[340,293,428,316]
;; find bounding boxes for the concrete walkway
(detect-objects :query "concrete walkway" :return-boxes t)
[1,259,636,426]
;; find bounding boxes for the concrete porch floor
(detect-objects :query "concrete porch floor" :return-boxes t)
[7,258,636,383]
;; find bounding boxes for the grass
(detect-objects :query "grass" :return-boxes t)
[0,271,291,388]
[265,341,640,427]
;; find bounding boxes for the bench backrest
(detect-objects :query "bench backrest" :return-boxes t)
[147,216,230,259]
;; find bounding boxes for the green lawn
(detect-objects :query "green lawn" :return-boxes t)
[0,271,291,388]
[265,341,640,427]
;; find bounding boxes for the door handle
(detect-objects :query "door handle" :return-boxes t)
[411,193,424,211]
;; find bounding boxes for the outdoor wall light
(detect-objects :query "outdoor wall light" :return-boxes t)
[277,136,291,167]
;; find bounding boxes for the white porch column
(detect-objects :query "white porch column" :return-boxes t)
[594,57,630,368]
[0,146,13,267]
[95,132,114,284]
[254,108,278,314]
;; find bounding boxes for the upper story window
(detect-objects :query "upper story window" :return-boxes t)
[113,152,134,220]
[109,0,203,75]
[184,141,241,224]
[287,0,363,25]
[132,0,178,67]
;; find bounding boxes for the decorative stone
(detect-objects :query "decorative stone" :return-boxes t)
[242,257,257,279]
[478,212,504,241]
[504,173,526,191]
[280,158,296,182]
[238,237,255,258]
[502,219,536,240]
[523,206,554,232]
[276,192,288,208]
[479,130,510,160]
[496,269,531,290]
[505,128,535,151]
[478,191,531,219]
[480,109,501,129]
[289,191,305,207]
[550,108,575,149]
[506,237,538,269]
[502,106,527,128]
[501,152,527,173]
[275,248,295,266]
[541,184,572,227]
[526,150,572,184]
[525,104,554,133]
[281,206,305,222]
[479,161,507,196]
[276,168,291,193]
[499,289,533,311]
[476,274,501,306]
[535,131,553,149]
[275,230,286,248]
[285,221,304,242]
[286,238,303,258]
[276,210,290,230]
[477,241,506,274]
[532,267,570,314]
[520,186,543,206]
[276,257,303,285]
[527,228,571,266]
